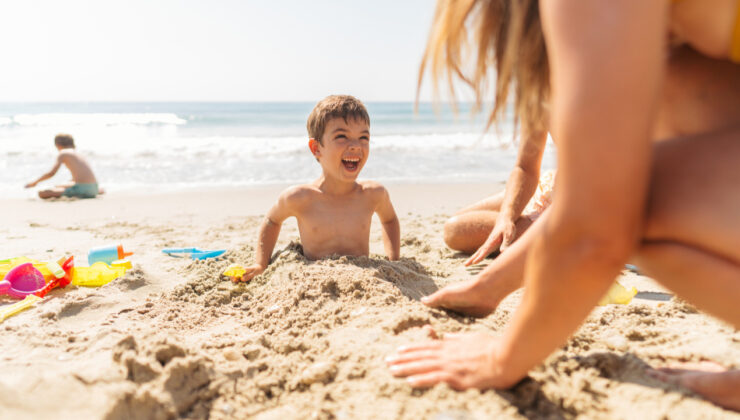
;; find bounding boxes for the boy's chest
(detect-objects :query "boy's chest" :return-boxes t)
[296,197,375,238]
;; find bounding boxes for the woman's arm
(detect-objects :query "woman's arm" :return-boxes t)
[465,129,548,265]
[496,0,667,384]
[388,0,668,389]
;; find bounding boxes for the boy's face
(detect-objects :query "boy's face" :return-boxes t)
[310,117,370,182]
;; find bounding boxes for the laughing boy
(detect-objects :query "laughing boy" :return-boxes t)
[237,95,400,281]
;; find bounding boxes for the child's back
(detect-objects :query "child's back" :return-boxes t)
[25,133,101,199]
[58,148,97,185]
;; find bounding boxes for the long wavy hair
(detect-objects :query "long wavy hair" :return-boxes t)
[419,0,549,134]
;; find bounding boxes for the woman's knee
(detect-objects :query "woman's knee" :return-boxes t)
[443,212,496,253]
[443,216,466,250]
[444,216,482,252]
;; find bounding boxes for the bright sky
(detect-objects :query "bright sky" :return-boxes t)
[0,0,441,102]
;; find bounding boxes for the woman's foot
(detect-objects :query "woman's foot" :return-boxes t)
[421,276,508,317]
[649,363,740,411]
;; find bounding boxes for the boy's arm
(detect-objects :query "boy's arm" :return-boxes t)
[374,186,400,261]
[25,157,63,188]
[464,129,548,265]
[240,190,297,282]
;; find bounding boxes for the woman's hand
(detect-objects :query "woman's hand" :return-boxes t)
[464,215,517,266]
[386,330,522,390]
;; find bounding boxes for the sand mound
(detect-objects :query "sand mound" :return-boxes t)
[95,238,739,419]
[2,214,738,419]
[105,336,218,420]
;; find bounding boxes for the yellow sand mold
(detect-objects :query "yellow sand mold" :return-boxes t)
[0,295,42,323]
[598,281,638,306]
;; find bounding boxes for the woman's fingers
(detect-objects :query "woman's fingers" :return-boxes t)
[385,349,440,366]
[393,340,444,355]
[387,332,513,390]
[499,227,516,252]
[465,234,502,266]
[406,371,456,388]
[463,252,479,266]
[465,243,488,266]
[389,359,443,377]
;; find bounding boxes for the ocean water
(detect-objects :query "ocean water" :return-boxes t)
[0,102,555,198]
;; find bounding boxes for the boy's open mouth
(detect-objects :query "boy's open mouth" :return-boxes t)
[342,157,360,171]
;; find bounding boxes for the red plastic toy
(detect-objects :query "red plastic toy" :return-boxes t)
[34,256,74,298]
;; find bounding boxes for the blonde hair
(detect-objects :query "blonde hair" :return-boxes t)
[307,95,370,144]
[419,0,549,134]
[54,133,75,148]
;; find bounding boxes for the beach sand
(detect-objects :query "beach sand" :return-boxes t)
[1,183,738,420]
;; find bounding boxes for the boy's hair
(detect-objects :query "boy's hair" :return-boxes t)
[307,95,370,144]
[54,133,75,148]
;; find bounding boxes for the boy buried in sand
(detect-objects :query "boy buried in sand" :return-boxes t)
[25,133,101,199]
[236,95,401,282]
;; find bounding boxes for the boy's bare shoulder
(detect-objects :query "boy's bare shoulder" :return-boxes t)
[57,149,75,159]
[277,184,320,207]
[359,180,389,198]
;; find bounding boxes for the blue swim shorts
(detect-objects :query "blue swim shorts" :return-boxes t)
[62,183,99,199]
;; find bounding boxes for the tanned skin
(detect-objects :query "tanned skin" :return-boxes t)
[238,117,400,282]
[389,0,740,411]
[25,144,99,199]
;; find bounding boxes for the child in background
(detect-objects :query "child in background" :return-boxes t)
[237,95,400,281]
[25,133,101,199]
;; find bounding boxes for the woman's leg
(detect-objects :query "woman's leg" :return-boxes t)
[636,127,740,323]
[649,367,740,411]
[636,242,740,411]
[633,127,740,410]
[444,210,498,253]
[444,211,534,254]
[454,190,506,214]
[443,191,505,252]
[425,209,545,316]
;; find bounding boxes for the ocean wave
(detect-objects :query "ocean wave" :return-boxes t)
[8,113,187,127]
[0,132,516,162]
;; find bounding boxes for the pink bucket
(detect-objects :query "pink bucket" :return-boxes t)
[0,263,45,299]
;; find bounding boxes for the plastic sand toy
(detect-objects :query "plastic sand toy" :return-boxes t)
[112,259,132,270]
[0,295,42,322]
[162,247,226,260]
[0,263,45,299]
[598,281,638,306]
[72,261,128,287]
[110,259,132,277]
[222,264,246,280]
[88,244,134,265]
[34,256,75,298]
[1,257,70,282]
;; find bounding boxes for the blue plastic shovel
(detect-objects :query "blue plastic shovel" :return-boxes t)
[161,247,226,260]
